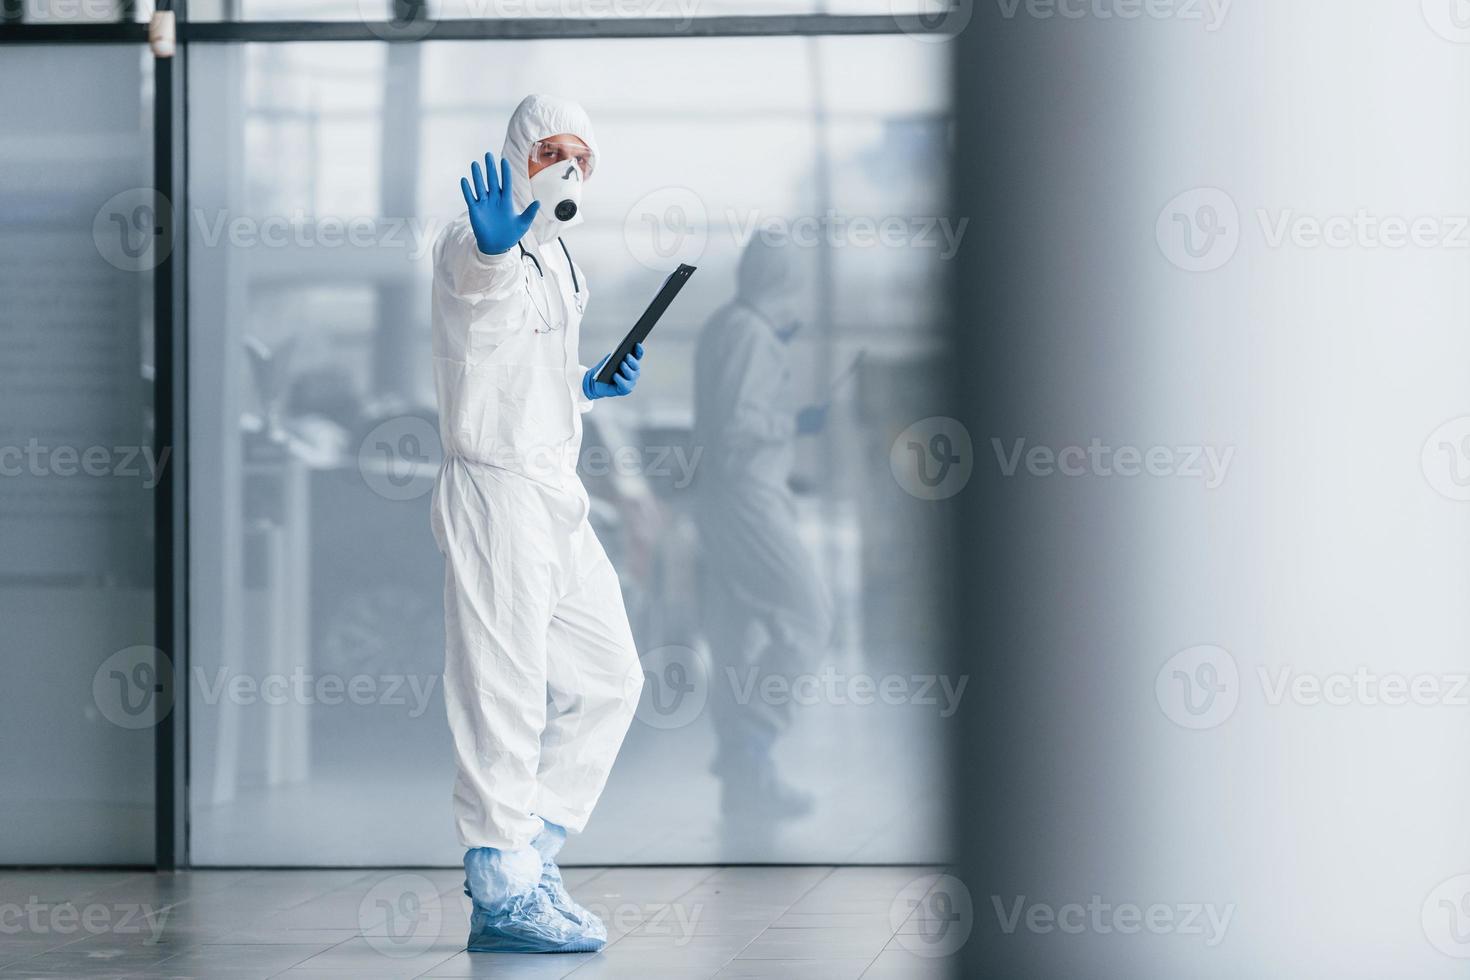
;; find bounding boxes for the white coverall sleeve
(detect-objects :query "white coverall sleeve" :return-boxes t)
[575,364,594,414]
[433,220,530,359]
[723,324,796,449]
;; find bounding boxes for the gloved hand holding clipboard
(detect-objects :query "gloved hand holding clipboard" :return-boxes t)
[592,263,697,386]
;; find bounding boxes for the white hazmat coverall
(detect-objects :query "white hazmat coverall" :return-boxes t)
[429,95,643,853]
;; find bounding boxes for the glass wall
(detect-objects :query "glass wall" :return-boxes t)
[0,45,157,864]
[188,37,953,864]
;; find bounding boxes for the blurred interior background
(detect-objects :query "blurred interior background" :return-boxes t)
[0,2,956,870]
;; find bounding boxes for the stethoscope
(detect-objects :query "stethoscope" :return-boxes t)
[518,238,585,332]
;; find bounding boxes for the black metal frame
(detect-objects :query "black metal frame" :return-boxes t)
[0,12,939,43]
[152,12,189,872]
[2,4,950,871]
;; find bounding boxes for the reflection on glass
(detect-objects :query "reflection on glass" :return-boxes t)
[189,37,952,864]
[0,46,155,863]
[692,233,836,846]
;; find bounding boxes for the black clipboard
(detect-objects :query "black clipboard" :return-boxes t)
[594,263,697,385]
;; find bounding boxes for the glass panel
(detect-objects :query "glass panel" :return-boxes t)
[0,45,156,864]
[189,36,953,864]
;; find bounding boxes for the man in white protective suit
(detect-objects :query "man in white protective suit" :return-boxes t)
[429,94,646,954]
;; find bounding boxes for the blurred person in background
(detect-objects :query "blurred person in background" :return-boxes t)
[692,233,835,829]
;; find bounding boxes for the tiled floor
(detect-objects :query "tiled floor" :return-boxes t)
[0,867,959,979]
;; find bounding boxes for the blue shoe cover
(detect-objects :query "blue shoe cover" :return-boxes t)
[466,889,605,953]
[464,846,605,953]
[532,820,607,939]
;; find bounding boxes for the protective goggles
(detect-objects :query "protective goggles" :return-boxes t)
[530,139,596,179]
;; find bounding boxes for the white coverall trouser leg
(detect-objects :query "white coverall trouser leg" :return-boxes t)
[437,457,644,852]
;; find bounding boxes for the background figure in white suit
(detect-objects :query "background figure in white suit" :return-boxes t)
[429,94,645,954]
[693,234,834,830]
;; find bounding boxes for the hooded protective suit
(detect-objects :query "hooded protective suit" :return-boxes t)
[430,94,643,854]
[692,236,834,780]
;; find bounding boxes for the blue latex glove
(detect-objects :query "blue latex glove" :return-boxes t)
[796,404,828,435]
[460,152,540,256]
[583,343,642,400]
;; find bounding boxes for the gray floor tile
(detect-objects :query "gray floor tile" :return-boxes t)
[735,927,892,961]
[628,916,768,940]
[894,916,964,936]
[604,934,750,957]
[559,948,733,980]
[0,934,92,966]
[141,942,336,979]
[664,900,788,922]
[784,898,899,916]
[769,913,893,930]
[286,935,461,974]
[858,948,956,980]
[424,950,593,979]
[682,868,833,905]
[787,867,940,917]
[0,867,926,980]
[572,867,717,908]
[200,928,362,946]
[0,937,182,977]
[714,959,873,980]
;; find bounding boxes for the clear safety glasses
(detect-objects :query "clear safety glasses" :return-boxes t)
[530,139,596,179]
